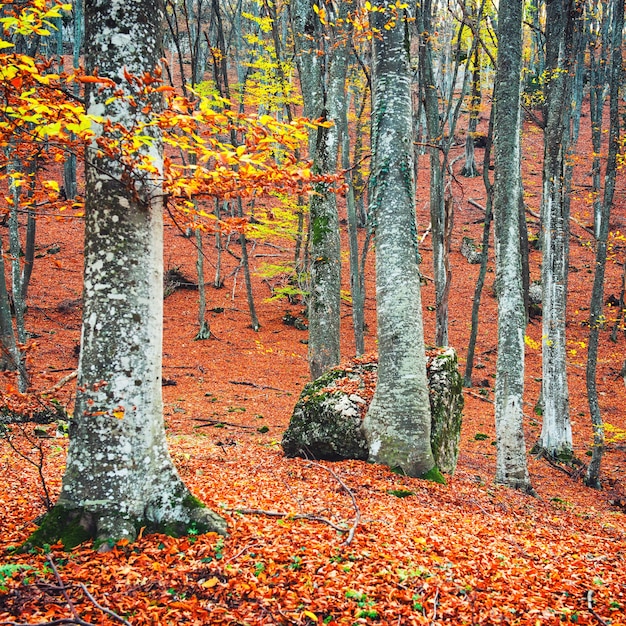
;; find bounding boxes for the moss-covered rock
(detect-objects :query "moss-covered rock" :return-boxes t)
[427,348,464,473]
[282,349,464,474]
[282,364,373,461]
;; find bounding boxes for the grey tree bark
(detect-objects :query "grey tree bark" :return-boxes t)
[291,0,343,379]
[537,0,578,460]
[461,47,481,178]
[362,0,439,481]
[26,0,226,549]
[492,0,532,493]
[585,0,623,489]
[417,0,449,347]
[464,113,494,387]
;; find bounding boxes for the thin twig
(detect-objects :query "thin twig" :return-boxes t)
[44,370,77,395]
[224,541,260,565]
[193,418,255,429]
[0,617,86,626]
[587,590,608,626]
[468,198,486,212]
[464,390,494,404]
[46,556,83,624]
[230,508,348,534]
[305,461,361,546]
[228,380,287,392]
[78,584,132,626]
[431,587,440,625]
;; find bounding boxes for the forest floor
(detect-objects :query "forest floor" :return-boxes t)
[1,106,626,625]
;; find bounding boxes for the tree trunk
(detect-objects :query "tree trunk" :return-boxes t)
[26,0,225,549]
[537,0,578,460]
[362,0,439,481]
[194,227,211,340]
[464,112,494,387]
[418,0,448,347]
[586,0,623,489]
[492,0,532,493]
[291,0,344,378]
[461,49,481,178]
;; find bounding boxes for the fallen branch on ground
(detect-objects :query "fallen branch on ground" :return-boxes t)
[229,380,287,392]
[193,418,256,429]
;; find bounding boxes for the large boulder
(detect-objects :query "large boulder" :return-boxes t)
[282,348,464,474]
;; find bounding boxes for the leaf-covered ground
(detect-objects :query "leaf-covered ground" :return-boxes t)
[1,110,626,625]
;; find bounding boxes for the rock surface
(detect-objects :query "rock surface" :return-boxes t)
[282,348,464,474]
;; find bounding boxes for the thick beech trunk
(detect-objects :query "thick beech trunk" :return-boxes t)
[492,0,532,493]
[26,0,225,549]
[362,0,438,480]
[538,0,578,459]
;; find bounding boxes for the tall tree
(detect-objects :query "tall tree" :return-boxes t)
[27,0,226,548]
[585,0,623,489]
[537,0,578,459]
[362,0,439,480]
[291,0,343,379]
[492,0,532,492]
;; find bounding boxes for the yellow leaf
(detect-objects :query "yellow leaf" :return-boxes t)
[302,610,318,621]
[201,576,219,588]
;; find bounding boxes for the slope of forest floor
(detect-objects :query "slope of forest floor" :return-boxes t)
[1,112,626,624]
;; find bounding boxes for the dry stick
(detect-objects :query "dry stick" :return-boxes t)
[305,460,361,546]
[431,587,440,625]
[46,556,85,625]
[78,584,132,626]
[464,389,494,404]
[586,590,608,626]
[231,508,347,534]
[193,418,255,429]
[44,370,77,395]
[232,463,361,544]
[5,425,53,510]
[0,617,85,626]
[224,540,260,565]
[229,380,287,392]
[468,198,486,212]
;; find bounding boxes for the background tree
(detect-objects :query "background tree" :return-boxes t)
[492,0,532,493]
[537,0,578,460]
[362,0,439,480]
[27,0,226,548]
[585,0,623,489]
[290,0,343,379]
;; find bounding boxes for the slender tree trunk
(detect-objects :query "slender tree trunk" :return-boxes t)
[464,113,494,387]
[461,49,481,178]
[363,0,438,480]
[308,119,342,377]
[418,0,448,347]
[342,87,365,356]
[492,0,532,493]
[291,0,344,378]
[195,227,211,340]
[586,0,623,489]
[7,157,28,391]
[0,237,20,374]
[237,197,260,331]
[63,0,82,200]
[27,0,225,549]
